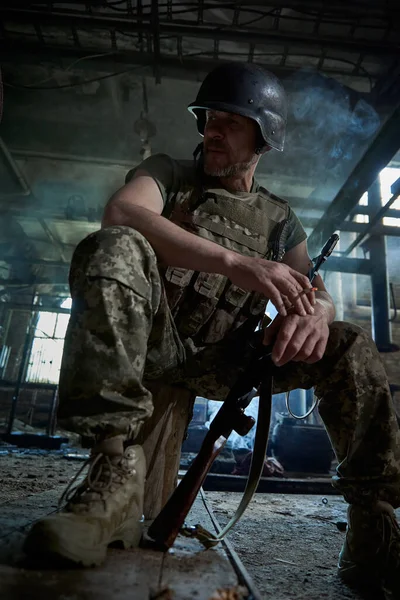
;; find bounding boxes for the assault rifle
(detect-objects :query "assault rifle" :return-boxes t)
[146,233,340,551]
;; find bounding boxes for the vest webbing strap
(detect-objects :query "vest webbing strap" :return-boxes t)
[177,213,267,254]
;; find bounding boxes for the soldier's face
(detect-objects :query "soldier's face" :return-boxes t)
[203,110,259,177]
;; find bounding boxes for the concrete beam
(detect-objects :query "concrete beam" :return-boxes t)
[350,207,400,219]
[301,219,400,236]
[1,302,70,314]
[2,258,69,268]
[321,256,371,275]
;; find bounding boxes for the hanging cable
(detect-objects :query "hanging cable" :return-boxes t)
[285,390,319,420]
[389,282,398,322]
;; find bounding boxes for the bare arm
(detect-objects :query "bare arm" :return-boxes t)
[103,170,234,275]
[103,172,314,316]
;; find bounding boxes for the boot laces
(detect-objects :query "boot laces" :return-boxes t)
[58,451,130,511]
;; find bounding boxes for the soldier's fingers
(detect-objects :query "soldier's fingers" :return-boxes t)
[303,337,328,364]
[271,319,299,365]
[277,279,308,316]
[286,287,308,316]
[291,334,317,362]
[275,329,310,365]
[299,291,315,315]
[287,284,316,315]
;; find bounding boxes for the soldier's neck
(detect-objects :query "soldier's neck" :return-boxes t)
[219,167,256,193]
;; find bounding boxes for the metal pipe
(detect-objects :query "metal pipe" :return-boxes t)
[47,386,60,436]
[368,179,392,350]
[2,0,395,17]
[3,44,374,83]
[6,310,37,435]
[1,7,398,55]
[212,0,397,16]
[320,256,371,275]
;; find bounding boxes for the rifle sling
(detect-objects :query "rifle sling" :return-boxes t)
[203,366,273,547]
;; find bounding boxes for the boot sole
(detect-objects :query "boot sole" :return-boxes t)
[23,517,144,568]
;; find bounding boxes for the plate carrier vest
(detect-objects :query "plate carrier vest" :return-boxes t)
[162,183,289,344]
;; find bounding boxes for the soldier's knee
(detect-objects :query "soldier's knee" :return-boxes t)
[72,226,157,269]
[328,320,374,353]
[329,321,368,339]
[70,226,159,290]
[77,225,154,257]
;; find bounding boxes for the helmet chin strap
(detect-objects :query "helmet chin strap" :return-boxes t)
[193,142,204,161]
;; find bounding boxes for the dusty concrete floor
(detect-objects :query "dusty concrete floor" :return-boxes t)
[207,491,378,600]
[0,450,395,599]
[0,448,85,505]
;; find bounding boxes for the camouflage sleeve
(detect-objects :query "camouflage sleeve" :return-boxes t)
[125,153,179,207]
[284,206,307,252]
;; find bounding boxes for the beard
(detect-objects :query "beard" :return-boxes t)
[203,150,258,178]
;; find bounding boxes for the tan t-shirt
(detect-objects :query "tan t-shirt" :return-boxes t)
[126,153,307,252]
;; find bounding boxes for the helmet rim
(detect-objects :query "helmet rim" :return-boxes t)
[188,100,285,152]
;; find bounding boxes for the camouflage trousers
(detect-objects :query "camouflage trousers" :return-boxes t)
[58,226,400,507]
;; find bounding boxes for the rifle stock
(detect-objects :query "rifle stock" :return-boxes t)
[147,401,255,550]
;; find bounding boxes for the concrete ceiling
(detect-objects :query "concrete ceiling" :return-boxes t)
[0,1,399,299]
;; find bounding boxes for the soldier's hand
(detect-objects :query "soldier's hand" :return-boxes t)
[226,254,315,317]
[263,310,329,366]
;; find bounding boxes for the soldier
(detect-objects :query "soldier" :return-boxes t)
[24,62,400,594]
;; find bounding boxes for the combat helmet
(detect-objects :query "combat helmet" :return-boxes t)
[188,62,287,152]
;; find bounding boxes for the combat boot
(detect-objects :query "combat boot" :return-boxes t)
[23,435,146,567]
[338,501,400,597]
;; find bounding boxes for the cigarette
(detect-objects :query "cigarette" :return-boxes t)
[285,287,318,314]
[297,286,318,298]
